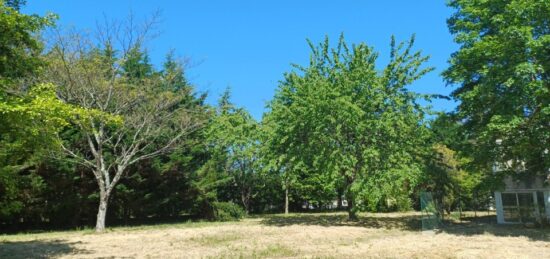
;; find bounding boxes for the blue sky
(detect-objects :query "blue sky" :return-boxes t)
[24,1,458,120]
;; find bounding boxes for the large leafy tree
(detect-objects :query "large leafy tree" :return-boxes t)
[107,50,209,222]
[0,2,103,224]
[444,0,550,181]
[0,84,79,219]
[422,75,497,214]
[45,17,204,232]
[266,35,433,219]
[425,113,494,214]
[0,1,71,220]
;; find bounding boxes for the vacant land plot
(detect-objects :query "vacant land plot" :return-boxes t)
[1,212,549,258]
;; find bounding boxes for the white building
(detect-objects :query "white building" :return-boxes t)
[494,176,550,224]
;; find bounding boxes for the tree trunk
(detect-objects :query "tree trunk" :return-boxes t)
[284,187,289,214]
[95,194,109,232]
[347,199,358,220]
[337,190,343,210]
[346,191,357,221]
[241,191,250,214]
[344,174,358,221]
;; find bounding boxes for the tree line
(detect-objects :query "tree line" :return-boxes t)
[1,0,548,232]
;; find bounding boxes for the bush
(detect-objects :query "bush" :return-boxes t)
[212,202,245,221]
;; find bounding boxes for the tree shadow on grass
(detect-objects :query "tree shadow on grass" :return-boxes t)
[260,213,550,242]
[0,215,195,235]
[0,240,88,259]
[439,215,550,242]
[260,213,421,231]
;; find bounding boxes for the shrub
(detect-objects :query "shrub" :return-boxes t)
[212,202,245,221]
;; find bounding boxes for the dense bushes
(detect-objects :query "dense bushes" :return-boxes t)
[212,202,246,221]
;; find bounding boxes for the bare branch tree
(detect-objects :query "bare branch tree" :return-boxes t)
[44,14,204,232]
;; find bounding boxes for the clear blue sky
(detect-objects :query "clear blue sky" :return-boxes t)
[24,0,458,120]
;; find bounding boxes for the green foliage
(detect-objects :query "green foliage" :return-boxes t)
[430,113,463,150]
[265,34,433,218]
[212,201,246,221]
[161,50,189,91]
[0,82,119,221]
[423,144,463,213]
[444,0,550,180]
[423,112,483,211]
[4,0,26,10]
[357,166,422,212]
[4,0,535,231]
[40,21,210,231]
[190,157,233,220]
[0,1,56,82]
[205,89,262,212]
[0,1,63,172]
[0,2,63,219]
[424,113,498,212]
[122,45,154,83]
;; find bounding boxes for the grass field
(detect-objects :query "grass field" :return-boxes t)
[1,212,549,258]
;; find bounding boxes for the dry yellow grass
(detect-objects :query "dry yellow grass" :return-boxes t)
[1,212,549,258]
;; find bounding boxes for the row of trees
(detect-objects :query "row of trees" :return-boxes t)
[1,0,548,232]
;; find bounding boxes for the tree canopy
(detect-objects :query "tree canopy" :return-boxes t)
[265,34,433,219]
[1,0,547,231]
[444,0,550,180]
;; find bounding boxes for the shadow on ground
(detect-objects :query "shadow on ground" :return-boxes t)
[260,213,550,242]
[0,215,195,235]
[0,240,88,259]
[439,215,550,242]
[260,213,420,231]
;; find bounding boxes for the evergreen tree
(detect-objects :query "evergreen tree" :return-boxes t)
[201,88,261,213]
[122,45,154,82]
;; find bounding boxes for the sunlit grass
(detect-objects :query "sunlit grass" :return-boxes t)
[1,212,548,258]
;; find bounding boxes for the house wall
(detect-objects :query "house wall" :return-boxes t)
[494,175,550,224]
[502,176,546,190]
[495,190,550,224]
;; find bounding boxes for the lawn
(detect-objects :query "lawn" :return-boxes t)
[1,212,548,258]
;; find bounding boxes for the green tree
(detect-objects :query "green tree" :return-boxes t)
[0,84,78,219]
[161,50,189,91]
[424,144,462,214]
[0,1,67,220]
[205,89,261,213]
[444,0,550,181]
[122,45,154,83]
[426,113,492,215]
[0,0,55,83]
[45,17,204,232]
[266,34,433,219]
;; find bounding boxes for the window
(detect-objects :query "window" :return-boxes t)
[501,192,538,223]
[502,193,520,222]
[517,193,535,222]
